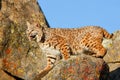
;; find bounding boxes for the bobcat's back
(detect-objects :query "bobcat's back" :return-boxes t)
[43,26,112,55]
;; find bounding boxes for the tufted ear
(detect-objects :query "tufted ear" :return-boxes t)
[26,21,34,41]
[36,27,44,42]
[26,21,31,28]
[26,21,30,26]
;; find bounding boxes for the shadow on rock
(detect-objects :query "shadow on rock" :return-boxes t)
[99,62,109,80]
[109,67,120,80]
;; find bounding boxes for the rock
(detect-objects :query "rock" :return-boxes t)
[0,69,15,80]
[103,31,120,80]
[41,55,109,80]
[0,0,49,79]
[0,27,5,57]
[109,68,120,80]
[104,31,120,67]
[0,59,15,80]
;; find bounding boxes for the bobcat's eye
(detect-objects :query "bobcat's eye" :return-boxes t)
[30,33,37,38]
[30,34,36,38]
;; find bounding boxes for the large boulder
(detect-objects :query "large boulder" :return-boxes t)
[104,31,120,80]
[0,0,48,79]
[41,55,109,80]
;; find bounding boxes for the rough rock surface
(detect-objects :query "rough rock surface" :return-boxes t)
[0,0,48,79]
[41,55,109,80]
[0,59,15,80]
[0,69,15,80]
[104,31,120,80]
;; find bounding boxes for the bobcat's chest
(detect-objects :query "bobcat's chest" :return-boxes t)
[39,43,61,56]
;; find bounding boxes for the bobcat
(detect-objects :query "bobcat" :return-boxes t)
[26,22,113,78]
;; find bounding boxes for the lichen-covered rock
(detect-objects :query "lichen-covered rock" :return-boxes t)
[0,0,49,79]
[103,31,120,80]
[0,59,15,80]
[104,31,120,66]
[0,27,5,57]
[0,69,15,80]
[41,55,109,80]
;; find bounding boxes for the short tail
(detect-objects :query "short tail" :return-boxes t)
[102,28,113,39]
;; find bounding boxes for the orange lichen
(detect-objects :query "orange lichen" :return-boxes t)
[2,58,10,69]
[84,67,90,73]
[67,66,75,74]
[18,47,22,52]
[11,62,17,69]
[2,58,17,70]
[5,48,12,54]
[81,74,88,80]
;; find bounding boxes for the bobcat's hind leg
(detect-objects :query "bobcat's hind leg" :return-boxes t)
[80,35,106,58]
[90,42,107,58]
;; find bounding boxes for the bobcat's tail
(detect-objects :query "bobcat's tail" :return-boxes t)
[102,28,113,39]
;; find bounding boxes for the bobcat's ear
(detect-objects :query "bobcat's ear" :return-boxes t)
[26,21,32,29]
[26,21,30,26]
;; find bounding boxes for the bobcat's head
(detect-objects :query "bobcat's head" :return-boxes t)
[26,21,43,42]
